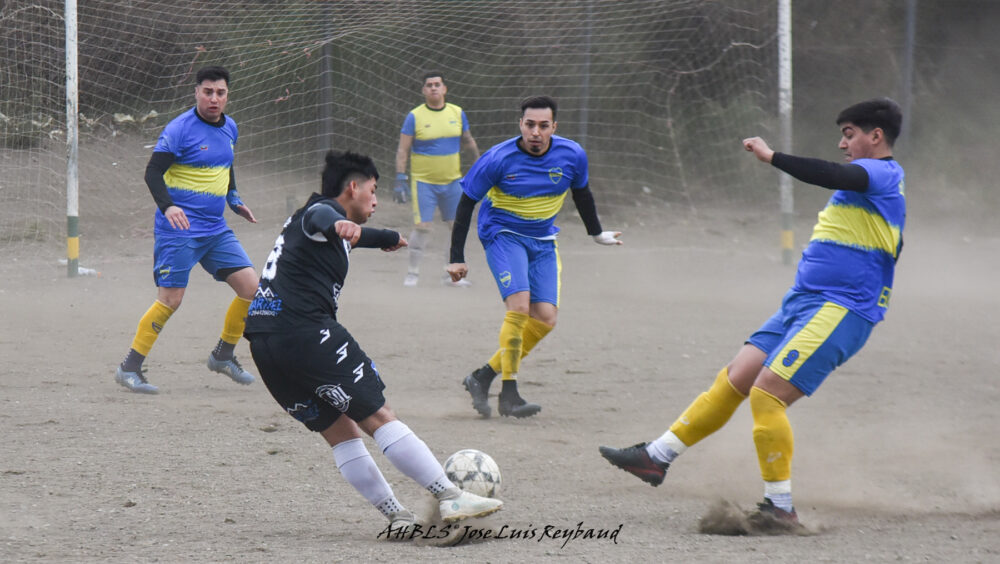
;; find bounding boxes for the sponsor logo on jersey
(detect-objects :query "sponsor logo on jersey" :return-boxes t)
[316,384,352,413]
[248,285,282,316]
[548,167,563,184]
[199,145,209,151]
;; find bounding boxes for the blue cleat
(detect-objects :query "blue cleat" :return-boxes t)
[115,366,159,394]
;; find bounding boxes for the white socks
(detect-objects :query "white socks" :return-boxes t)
[647,430,687,464]
[764,480,794,512]
[407,229,428,274]
[331,438,400,517]
[374,420,455,496]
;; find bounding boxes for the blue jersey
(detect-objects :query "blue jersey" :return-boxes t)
[462,135,589,244]
[152,108,238,237]
[793,158,906,322]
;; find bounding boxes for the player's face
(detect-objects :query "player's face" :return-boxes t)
[422,77,447,108]
[519,107,557,155]
[195,79,228,123]
[346,177,378,224]
[838,122,880,161]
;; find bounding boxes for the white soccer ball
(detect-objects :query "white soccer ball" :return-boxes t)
[444,448,502,498]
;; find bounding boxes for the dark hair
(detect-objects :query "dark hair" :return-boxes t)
[196,66,230,86]
[422,71,445,84]
[520,95,557,121]
[322,150,379,197]
[836,97,903,146]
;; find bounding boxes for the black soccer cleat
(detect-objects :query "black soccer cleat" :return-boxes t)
[463,367,493,418]
[497,392,541,418]
[748,498,802,529]
[598,442,669,487]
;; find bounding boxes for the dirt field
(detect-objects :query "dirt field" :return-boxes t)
[1,196,997,563]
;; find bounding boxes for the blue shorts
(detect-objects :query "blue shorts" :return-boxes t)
[153,229,253,288]
[482,231,561,305]
[747,290,874,396]
[410,179,462,224]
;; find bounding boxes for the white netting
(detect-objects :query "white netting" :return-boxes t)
[0,0,780,259]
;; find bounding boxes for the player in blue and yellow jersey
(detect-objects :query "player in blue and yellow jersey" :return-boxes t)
[448,95,623,418]
[394,71,480,287]
[114,66,259,394]
[600,98,906,531]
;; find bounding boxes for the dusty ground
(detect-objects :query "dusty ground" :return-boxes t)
[1,195,998,563]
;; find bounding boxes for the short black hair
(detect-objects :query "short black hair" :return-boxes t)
[422,71,445,84]
[836,97,903,146]
[520,95,557,121]
[196,66,230,86]
[322,150,379,198]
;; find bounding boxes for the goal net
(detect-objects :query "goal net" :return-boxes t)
[1,0,780,260]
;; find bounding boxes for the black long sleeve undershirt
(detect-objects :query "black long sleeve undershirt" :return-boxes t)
[449,193,476,264]
[770,152,871,192]
[570,185,603,236]
[145,151,176,212]
[303,202,400,249]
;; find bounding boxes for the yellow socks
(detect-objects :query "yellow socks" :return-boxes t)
[497,311,529,381]
[668,367,747,447]
[487,316,553,373]
[130,300,175,356]
[220,296,252,345]
[750,387,793,482]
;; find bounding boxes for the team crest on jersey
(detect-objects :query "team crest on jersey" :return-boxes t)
[316,384,352,413]
[499,270,511,288]
[158,266,171,279]
[548,167,563,184]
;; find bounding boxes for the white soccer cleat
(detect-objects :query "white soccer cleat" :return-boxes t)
[439,490,503,523]
[403,273,419,287]
[385,509,416,541]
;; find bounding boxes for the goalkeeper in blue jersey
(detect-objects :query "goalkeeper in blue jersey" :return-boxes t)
[394,71,480,287]
[599,98,906,531]
[114,66,259,394]
[448,95,623,419]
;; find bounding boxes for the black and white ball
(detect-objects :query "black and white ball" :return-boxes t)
[444,449,502,498]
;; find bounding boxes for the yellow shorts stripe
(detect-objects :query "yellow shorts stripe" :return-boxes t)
[770,302,848,381]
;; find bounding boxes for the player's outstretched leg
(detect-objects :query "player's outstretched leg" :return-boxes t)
[598,442,670,486]
[463,364,496,418]
[497,380,541,418]
[373,420,502,522]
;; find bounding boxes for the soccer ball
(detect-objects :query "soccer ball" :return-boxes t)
[443,449,502,498]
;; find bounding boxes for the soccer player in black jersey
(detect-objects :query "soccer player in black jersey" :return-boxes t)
[244,151,502,537]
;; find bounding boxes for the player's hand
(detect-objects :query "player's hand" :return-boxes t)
[593,231,623,246]
[163,205,190,230]
[234,204,257,224]
[382,234,408,252]
[742,136,775,163]
[446,262,468,282]
[334,219,362,245]
[393,173,409,204]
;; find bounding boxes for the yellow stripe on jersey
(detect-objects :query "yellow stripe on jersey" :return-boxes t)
[410,153,461,185]
[486,187,568,220]
[810,203,902,257]
[770,302,848,381]
[163,163,230,196]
